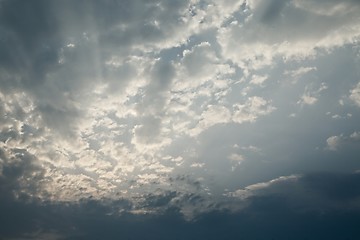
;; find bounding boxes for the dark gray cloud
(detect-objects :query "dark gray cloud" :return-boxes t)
[1,172,360,239]
[302,172,360,201]
[0,147,44,200]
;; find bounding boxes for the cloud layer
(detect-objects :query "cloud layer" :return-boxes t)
[1,0,360,239]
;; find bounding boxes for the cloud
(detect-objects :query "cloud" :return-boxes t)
[0,0,211,136]
[326,131,360,151]
[232,96,275,123]
[228,153,244,162]
[189,105,232,136]
[350,81,360,106]
[0,143,45,200]
[326,135,342,151]
[228,153,245,171]
[218,0,360,71]
[249,74,268,86]
[1,172,360,239]
[297,82,327,106]
[350,131,360,141]
[226,174,299,199]
[298,94,318,105]
[285,66,316,77]
[0,0,358,208]
[227,172,360,213]
[1,1,360,238]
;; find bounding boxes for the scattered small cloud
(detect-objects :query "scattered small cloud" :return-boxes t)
[232,96,276,123]
[326,135,342,151]
[326,131,360,151]
[249,74,268,86]
[298,82,328,106]
[350,82,360,107]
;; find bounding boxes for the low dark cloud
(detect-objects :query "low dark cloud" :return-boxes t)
[302,172,360,201]
[1,172,360,239]
[0,146,44,200]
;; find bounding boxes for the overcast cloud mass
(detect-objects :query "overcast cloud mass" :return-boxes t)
[1,0,360,239]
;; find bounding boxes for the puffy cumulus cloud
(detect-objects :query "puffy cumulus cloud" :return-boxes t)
[0,0,223,135]
[350,131,360,141]
[218,0,360,71]
[232,96,275,123]
[298,94,318,105]
[188,104,232,136]
[0,0,201,202]
[228,153,244,162]
[0,0,254,206]
[350,81,360,106]
[326,135,342,151]
[326,131,360,151]
[249,74,268,86]
[179,95,275,137]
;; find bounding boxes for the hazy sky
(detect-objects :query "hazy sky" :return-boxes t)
[1,0,360,239]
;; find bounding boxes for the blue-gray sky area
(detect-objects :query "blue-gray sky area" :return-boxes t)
[1,0,360,239]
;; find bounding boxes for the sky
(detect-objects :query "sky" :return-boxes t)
[0,0,360,239]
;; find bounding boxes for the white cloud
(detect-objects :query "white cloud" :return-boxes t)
[284,67,316,78]
[284,66,317,84]
[191,163,205,168]
[326,135,342,151]
[228,153,245,171]
[298,94,318,105]
[326,131,360,151]
[226,174,300,199]
[228,153,244,162]
[189,105,232,136]
[298,82,328,106]
[249,74,268,86]
[350,131,360,141]
[218,0,360,72]
[232,96,275,123]
[350,82,360,107]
